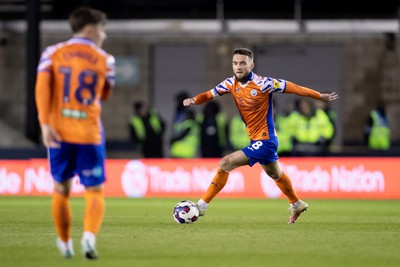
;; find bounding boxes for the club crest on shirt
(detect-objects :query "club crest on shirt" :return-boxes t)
[273,79,281,89]
[251,89,258,96]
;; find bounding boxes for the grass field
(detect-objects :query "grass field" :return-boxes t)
[0,197,399,267]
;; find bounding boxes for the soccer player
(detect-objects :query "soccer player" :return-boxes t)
[183,48,338,224]
[35,7,115,259]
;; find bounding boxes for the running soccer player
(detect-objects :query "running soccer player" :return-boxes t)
[35,6,115,259]
[183,48,338,224]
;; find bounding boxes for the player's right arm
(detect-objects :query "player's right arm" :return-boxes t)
[183,78,232,106]
[35,47,61,148]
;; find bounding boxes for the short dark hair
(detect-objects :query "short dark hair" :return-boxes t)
[233,48,254,60]
[69,6,107,33]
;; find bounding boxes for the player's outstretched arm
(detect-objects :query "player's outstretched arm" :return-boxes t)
[183,90,214,107]
[183,98,195,106]
[320,92,339,102]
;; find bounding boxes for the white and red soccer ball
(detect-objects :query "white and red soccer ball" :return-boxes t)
[173,200,199,224]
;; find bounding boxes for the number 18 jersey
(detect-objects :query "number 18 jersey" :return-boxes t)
[35,37,116,144]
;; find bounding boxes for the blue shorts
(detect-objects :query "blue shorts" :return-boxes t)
[49,142,106,187]
[242,137,279,167]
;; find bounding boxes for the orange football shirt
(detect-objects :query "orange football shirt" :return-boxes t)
[35,37,115,144]
[205,72,320,141]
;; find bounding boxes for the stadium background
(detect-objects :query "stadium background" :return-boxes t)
[0,0,399,200]
[0,2,399,267]
[0,0,399,157]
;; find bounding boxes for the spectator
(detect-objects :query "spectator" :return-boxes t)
[170,109,199,158]
[197,101,228,158]
[364,101,390,150]
[129,101,165,158]
[292,99,333,156]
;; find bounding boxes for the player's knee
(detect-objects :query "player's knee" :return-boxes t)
[219,156,232,171]
[266,169,280,180]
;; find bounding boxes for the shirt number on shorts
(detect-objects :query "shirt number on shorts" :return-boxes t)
[251,141,263,150]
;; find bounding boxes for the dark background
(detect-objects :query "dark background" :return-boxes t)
[1,0,399,20]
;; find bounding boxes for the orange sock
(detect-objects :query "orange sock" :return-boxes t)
[52,192,72,242]
[83,190,105,235]
[274,172,299,204]
[202,168,229,203]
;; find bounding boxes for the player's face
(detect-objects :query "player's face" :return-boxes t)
[232,54,254,82]
[92,24,107,47]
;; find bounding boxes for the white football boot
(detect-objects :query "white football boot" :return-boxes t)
[197,199,209,216]
[288,200,309,224]
[56,238,74,258]
[81,232,98,260]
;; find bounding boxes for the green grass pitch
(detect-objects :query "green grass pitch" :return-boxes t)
[0,197,399,267]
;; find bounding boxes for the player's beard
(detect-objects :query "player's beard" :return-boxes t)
[235,73,249,83]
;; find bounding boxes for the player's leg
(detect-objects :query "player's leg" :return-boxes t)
[76,143,106,260]
[81,184,105,260]
[49,143,76,258]
[53,180,75,258]
[261,161,308,224]
[198,150,249,215]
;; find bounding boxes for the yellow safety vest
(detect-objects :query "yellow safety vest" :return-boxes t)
[275,114,293,154]
[197,113,227,147]
[129,110,162,141]
[368,110,390,150]
[171,119,199,158]
[229,116,249,149]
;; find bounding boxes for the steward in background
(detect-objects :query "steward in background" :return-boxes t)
[197,101,228,158]
[292,99,334,156]
[364,101,390,150]
[129,101,165,158]
[170,109,199,158]
[228,114,249,151]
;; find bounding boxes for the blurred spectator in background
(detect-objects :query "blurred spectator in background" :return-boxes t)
[170,109,199,158]
[197,101,228,158]
[364,101,390,150]
[292,99,334,156]
[129,101,165,158]
[173,91,190,126]
[228,114,249,151]
[275,101,295,156]
[315,101,336,146]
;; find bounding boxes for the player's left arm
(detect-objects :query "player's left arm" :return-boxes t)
[285,81,339,102]
[101,81,112,100]
[101,55,116,100]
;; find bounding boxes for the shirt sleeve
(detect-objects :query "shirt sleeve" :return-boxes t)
[106,55,116,89]
[35,49,53,125]
[284,81,321,100]
[212,77,234,96]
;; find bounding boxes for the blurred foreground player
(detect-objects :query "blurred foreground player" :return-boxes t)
[183,48,338,224]
[35,6,115,259]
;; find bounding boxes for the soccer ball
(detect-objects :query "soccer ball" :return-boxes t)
[173,200,199,224]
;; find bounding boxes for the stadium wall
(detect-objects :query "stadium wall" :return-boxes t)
[0,158,399,199]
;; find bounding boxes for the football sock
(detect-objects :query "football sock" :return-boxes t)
[83,189,105,235]
[274,172,299,204]
[52,192,72,242]
[202,168,229,203]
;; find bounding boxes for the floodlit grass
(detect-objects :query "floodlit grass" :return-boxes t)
[0,197,399,267]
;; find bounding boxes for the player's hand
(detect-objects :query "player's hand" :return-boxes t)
[320,92,339,102]
[40,124,61,148]
[183,98,195,106]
